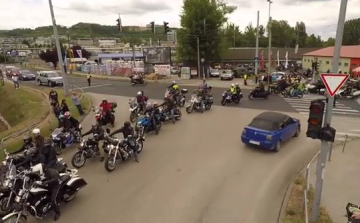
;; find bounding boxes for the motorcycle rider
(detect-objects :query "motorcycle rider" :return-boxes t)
[15,147,45,169]
[32,128,44,150]
[136,91,147,113]
[10,135,37,154]
[159,95,177,124]
[41,137,58,169]
[229,84,238,100]
[109,121,139,163]
[64,111,80,132]
[81,123,105,162]
[99,98,112,123]
[144,103,159,134]
[39,167,61,221]
[235,83,241,95]
[168,81,180,104]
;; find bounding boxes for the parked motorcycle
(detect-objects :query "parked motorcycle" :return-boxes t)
[103,129,144,172]
[71,137,101,168]
[136,114,162,135]
[248,89,270,100]
[130,75,146,86]
[93,104,116,127]
[1,166,86,223]
[51,127,81,155]
[221,91,242,105]
[128,99,142,123]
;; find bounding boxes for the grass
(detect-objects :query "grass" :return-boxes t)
[0,84,46,140]
[1,87,91,156]
[283,175,333,223]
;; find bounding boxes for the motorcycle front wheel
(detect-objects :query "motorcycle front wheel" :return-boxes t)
[71,151,87,168]
[0,196,13,216]
[130,112,138,123]
[186,105,193,114]
[55,144,62,155]
[105,155,117,172]
[2,214,27,223]
[248,94,254,100]
[221,98,227,105]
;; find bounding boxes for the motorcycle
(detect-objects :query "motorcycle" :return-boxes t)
[306,82,326,95]
[103,129,144,172]
[221,91,242,105]
[160,106,182,122]
[130,74,146,86]
[282,88,304,98]
[93,105,116,127]
[136,114,162,135]
[1,165,86,223]
[186,94,213,113]
[71,137,101,168]
[335,88,360,99]
[165,89,187,107]
[128,99,142,123]
[248,89,270,100]
[346,203,360,223]
[51,127,81,155]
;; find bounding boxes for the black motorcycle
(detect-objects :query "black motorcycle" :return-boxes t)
[130,75,146,86]
[248,89,270,100]
[160,107,182,122]
[221,91,242,105]
[71,137,101,168]
[346,203,360,223]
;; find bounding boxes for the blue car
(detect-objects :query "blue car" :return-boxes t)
[241,112,301,152]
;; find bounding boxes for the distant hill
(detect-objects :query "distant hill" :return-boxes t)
[0,23,174,40]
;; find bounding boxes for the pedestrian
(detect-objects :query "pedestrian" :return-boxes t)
[49,88,59,105]
[71,92,85,116]
[87,74,91,86]
[0,69,4,86]
[244,74,248,86]
[255,74,258,84]
[12,74,19,89]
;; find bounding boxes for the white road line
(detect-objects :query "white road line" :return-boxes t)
[336,132,360,137]
[74,84,112,90]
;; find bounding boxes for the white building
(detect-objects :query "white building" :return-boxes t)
[77,38,94,46]
[35,37,52,46]
[98,39,116,48]
[167,30,177,43]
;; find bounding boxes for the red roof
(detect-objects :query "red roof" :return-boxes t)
[303,45,360,58]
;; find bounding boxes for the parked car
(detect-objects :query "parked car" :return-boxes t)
[270,72,286,82]
[209,68,220,77]
[220,70,234,80]
[18,70,36,81]
[241,111,301,152]
[36,70,63,87]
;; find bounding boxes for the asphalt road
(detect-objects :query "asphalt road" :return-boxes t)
[22,93,318,223]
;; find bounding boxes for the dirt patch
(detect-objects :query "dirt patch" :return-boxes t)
[0,119,8,132]
[282,175,333,223]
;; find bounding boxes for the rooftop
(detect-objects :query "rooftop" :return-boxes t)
[303,45,360,58]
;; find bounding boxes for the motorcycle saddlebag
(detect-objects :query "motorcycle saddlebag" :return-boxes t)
[66,177,87,191]
[181,89,188,94]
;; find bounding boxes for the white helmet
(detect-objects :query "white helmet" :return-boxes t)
[137,91,142,96]
[231,84,235,87]
[32,128,40,135]
[172,81,176,84]
[235,83,239,86]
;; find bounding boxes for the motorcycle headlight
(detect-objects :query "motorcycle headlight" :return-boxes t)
[3,179,11,187]
[80,142,84,147]
[137,121,142,125]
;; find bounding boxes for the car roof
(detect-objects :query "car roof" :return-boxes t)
[41,71,58,74]
[254,112,290,124]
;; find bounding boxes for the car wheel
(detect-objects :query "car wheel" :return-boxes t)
[48,81,53,87]
[220,78,223,80]
[37,79,42,85]
[273,140,281,152]
[294,126,300,137]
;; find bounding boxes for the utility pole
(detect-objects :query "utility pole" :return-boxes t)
[311,0,348,221]
[67,30,72,74]
[131,38,136,72]
[255,10,260,77]
[15,37,19,64]
[48,0,69,96]
[197,37,200,78]
[267,0,273,88]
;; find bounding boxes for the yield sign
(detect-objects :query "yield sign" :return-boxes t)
[320,73,349,97]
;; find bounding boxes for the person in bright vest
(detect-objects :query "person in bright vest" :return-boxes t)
[229,84,237,100]
[244,74,248,85]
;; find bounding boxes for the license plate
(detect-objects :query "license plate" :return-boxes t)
[249,140,260,145]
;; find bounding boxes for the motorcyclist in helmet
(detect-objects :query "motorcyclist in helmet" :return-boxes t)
[15,147,45,169]
[168,81,180,104]
[64,111,81,133]
[10,135,37,155]
[135,91,147,113]
[144,103,159,134]
[229,84,237,100]
[81,123,105,162]
[41,167,61,221]
[58,114,71,132]
[32,128,44,150]
[99,98,112,123]
[195,87,206,112]
[159,95,177,124]
[235,83,241,94]
[109,121,139,163]
[41,137,58,169]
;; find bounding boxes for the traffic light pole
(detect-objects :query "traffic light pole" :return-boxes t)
[311,0,348,220]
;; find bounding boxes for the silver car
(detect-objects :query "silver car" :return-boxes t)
[220,70,234,80]
[209,68,220,77]
[36,71,63,87]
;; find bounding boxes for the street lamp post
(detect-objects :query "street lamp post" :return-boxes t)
[267,0,272,88]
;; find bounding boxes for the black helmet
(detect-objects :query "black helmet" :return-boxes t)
[26,147,37,157]
[124,121,131,127]
[23,135,32,144]
[44,137,52,147]
[92,123,98,129]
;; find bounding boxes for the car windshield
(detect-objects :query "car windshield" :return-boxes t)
[47,72,60,77]
[21,70,31,74]
[248,118,278,131]
[211,69,219,73]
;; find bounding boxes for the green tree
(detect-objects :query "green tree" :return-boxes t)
[223,23,243,47]
[243,23,256,47]
[177,0,236,64]
[294,21,308,47]
[269,20,294,47]
[343,18,360,45]
[324,37,335,46]
[306,34,323,47]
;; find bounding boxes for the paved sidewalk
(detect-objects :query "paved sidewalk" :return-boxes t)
[32,67,255,89]
[308,140,360,222]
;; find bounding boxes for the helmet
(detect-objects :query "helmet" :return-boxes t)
[124,121,131,127]
[146,103,152,109]
[44,137,52,147]
[32,128,40,135]
[153,101,158,106]
[235,83,239,86]
[58,114,64,120]
[23,135,32,144]
[102,98,107,103]
[26,147,38,157]
[137,91,142,96]
[231,84,235,87]
[172,81,176,84]
[64,111,71,119]
[92,123,98,130]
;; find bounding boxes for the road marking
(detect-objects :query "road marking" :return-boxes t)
[72,84,112,90]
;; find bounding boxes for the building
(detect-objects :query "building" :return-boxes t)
[98,39,116,48]
[167,30,177,43]
[302,45,360,73]
[34,37,53,46]
[77,38,93,46]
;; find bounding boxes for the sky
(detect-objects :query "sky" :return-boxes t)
[0,0,359,40]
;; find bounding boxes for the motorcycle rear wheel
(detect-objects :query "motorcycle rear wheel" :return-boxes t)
[64,191,78,203]
[175,110,182,120]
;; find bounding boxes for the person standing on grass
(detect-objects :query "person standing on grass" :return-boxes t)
[87,74,91,86]
[0,69,4,86]
[12,74,19,89]
[72,92,85,116]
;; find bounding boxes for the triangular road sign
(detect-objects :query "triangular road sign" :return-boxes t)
[320,73,349,97]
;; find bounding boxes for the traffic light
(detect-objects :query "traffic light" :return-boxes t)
[320,125,336,142]
[116,19,121,31]
[163,22,170,34]
[306,99,325,139]
[150,21,155,34]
